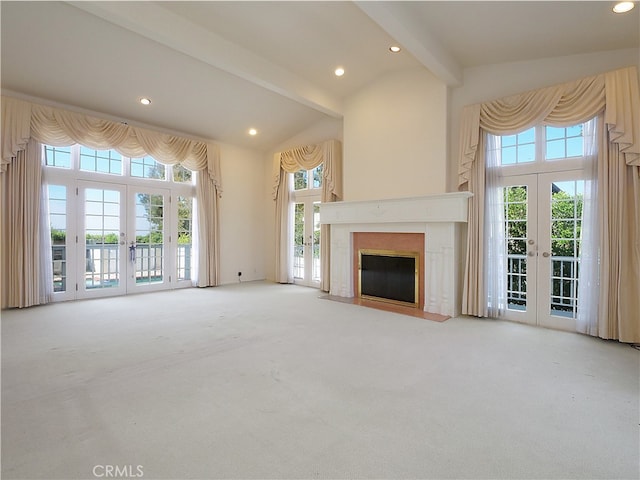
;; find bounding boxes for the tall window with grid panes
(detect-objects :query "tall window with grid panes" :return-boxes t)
[490,119,594,329]
[43,144,195,300]
[291,164,323,287]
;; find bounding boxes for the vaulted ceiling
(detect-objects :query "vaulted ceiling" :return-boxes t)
[2,1,638,151]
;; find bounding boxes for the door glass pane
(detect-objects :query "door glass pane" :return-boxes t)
[504,186,528,310]
[293,203,304,279]
[85,188,120,289]
[549,180,584,318]
[135,193,164,284]
[312,202,321,283]
[48,185,67,292]
[177,196,193,281]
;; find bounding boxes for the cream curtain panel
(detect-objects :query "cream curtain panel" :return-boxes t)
[457,66,640,342]
[272,140,342,291]
[1,139,47,308]
[1,96,223,304]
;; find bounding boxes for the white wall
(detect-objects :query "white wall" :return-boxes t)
[343,67,448,201]
[217,142,266,285]
[448,47,640,190]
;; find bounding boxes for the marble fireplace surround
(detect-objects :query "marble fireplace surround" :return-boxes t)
[320,192,472,317]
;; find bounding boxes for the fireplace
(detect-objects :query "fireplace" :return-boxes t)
[320,193,472,317]
[358,249,419,307]
[353,231,425,309]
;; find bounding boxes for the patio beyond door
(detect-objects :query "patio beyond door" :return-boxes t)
[502,171,586,330]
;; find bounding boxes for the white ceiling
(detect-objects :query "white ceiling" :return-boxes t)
[1,1,638,152]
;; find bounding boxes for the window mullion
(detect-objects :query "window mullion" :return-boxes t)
[536,126,545,164]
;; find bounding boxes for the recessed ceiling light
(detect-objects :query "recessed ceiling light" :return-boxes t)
[389,45,401,53]
[248,128,257,136]
[334,67,345,77]
[613,1,635,13]
[139,97,151,105]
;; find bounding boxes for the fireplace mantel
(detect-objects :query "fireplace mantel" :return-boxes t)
[320,192,472,317]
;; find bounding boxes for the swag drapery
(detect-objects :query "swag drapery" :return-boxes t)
[272,140,342,292]
[457,66,640,343]
[1,96,223,308]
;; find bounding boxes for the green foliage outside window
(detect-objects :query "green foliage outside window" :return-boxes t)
[504,186,582,258]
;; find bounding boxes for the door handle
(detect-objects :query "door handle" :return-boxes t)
[542,252,550,258]
[527,251,536,257]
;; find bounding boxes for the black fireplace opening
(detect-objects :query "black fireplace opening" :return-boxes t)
[358,249,418,307]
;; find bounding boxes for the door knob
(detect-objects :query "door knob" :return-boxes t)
[542,252,550,258]
[528,251,535,257]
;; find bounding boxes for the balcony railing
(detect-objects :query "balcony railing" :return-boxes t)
[507,253,579,318]
[51,243,192,291]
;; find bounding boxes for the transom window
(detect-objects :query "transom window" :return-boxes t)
[131,155,165,180]
[500,128,535,164]
[45,145,72,168]
[80,146,122,174]
[545,125,584,159]
[293,164,323,191]
[44,145,194,185]
[492,121,588,168]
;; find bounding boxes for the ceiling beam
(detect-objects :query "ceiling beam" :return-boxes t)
[67,1,343,118]
[355,1,463,86]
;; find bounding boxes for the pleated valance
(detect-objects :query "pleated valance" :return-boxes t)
[458,66,640,189]
[271,139,342,200]
[1,96,222,192]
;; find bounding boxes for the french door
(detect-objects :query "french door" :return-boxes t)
[292,199,321,287]
[502,170,586,330]
[77,182,171,299]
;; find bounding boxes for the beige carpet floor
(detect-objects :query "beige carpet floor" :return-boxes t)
[2,281,638,479]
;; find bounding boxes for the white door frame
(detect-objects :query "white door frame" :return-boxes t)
[77,181,128,299]
[501,170,584,331]
[292,194,321,288]
[126,185,172,293]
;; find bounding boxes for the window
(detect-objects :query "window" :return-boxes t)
[173,164,193,184]
[492,121,589,168]
[489,117,594,327]
[44,145,72,169]
[131,156,165,180]
[290,164,322,286]
[43,144,196,299]
[545,125,584,160]
[501,128,535,165]
[48,184,68,292]
[176,196,193,281]
[80,147,122,175]
[293,164,323,191]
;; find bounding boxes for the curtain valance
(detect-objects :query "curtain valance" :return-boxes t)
[271,139,342,200]
[1,96,222,192]
[458,66,640,189]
